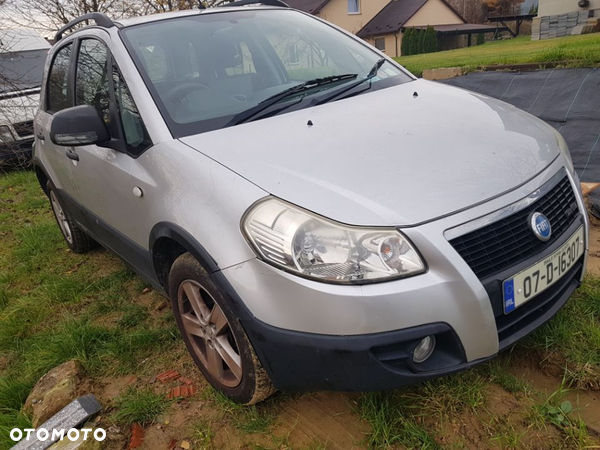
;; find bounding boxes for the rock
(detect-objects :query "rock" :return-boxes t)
[180,441,191,449]
[24,360,85,428]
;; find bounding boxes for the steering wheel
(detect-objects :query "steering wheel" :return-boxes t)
[165,82,210,104]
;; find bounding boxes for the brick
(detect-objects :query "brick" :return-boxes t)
[167,440,177,450]
[156,370,180,384]
[179,377,193,385]
[129,423,144,449]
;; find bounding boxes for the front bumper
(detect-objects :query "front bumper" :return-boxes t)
[220,159,588,391]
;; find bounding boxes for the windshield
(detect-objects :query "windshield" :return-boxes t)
[0,49,47,93]
[121,9,412,136]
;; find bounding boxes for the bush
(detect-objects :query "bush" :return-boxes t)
[477,32,485,45]
[422,26,438,53]
[408,28,421,55]
[401,28,412,56]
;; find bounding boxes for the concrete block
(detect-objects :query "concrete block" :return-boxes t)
[422,67,463,81]
[11,396,102,450]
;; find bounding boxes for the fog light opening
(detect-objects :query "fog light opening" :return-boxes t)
[413,335,436,363]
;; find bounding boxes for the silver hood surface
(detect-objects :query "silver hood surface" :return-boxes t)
[181,79,560,226]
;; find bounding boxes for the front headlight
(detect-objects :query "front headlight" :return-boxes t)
[242,198,426,284]
[0,125,15,143]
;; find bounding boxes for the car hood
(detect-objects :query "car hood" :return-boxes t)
[181,79,560,226]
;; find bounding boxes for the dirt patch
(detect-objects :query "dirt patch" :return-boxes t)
[508,359,600,437]
[586,215,600,276]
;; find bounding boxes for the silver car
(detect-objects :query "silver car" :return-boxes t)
[33,0,589,404]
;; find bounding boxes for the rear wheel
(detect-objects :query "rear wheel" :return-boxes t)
[169,252,276,404]
[47,181,97,254]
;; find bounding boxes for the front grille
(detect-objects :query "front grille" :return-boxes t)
[13,120,34,138]
[449,176,579,279]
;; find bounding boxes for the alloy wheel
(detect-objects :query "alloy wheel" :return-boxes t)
[178,279,243,388]
[50,190,73,244]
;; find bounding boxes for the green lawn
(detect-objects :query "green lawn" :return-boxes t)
[395,34,600,77]
[1,170,600,449]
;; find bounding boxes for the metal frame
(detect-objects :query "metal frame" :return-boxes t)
[55,13,115,41]
[220,0,289,8]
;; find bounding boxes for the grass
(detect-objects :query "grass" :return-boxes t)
[203,389,275,434]
[357,392,439,449]
[0,170,180,450]
[529,380,593,447]
[2,169,600,449]
[395,34,600,77]
[113,388,170,426]
[191,419,215,449]
[524,276,600,390]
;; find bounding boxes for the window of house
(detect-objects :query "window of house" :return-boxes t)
[374,37,386,52]
[348,0,360,14]
[47,43,72,112]
[75,39,110,124]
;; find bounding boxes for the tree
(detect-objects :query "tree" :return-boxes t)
[408,28,420,55]
[484,0,525,17]
[422,25,438,53]
[401,27,412,56]
[0,0,233,36]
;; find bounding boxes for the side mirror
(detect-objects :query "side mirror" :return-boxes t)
[50,105,110,147]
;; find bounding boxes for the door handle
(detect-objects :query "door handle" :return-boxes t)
[65,149,79,161]
[36,132,45,142]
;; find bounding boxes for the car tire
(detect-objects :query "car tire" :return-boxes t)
[47,181,97,254]
[169,252,276,405]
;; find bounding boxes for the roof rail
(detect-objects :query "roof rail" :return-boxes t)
[220,0,289,8]
[55,13,115,42]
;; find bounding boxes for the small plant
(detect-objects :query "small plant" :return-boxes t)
[191,419,214,449]
[113,388,169,426]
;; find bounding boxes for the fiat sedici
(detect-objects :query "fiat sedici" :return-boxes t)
[33,0,588,404]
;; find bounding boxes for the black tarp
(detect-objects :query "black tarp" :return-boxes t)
[442,68,600,213]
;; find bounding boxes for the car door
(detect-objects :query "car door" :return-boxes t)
[35,41,79,199]
[68,33,154,277]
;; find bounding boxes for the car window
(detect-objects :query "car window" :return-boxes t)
[112,62,151,156]
[138,45,168,82]
[47,43,72,113]
[75,39,110,124]
[121,9,412,137]
[265,31,340,81]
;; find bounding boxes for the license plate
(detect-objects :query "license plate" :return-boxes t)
[503,226,584,314]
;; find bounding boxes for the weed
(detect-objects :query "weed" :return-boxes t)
[203,389,274,433]
[483,360,532,394]
[118,305,149,328]
[357,391,439,450]
[524,276,600,389]
[0,376,33,411]
[191,419,214,449]
[113,388,169,426]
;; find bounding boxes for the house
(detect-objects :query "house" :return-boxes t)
[532,0,599,40]
[285,0,501,57]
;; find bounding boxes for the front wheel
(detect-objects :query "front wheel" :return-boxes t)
[168,252,276,404]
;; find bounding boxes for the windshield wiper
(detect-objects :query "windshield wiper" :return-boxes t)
[312,58,386,107]
[225,73,358,127]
